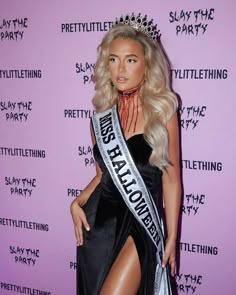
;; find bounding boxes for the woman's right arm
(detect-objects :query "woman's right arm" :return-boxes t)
[70,125,102,246]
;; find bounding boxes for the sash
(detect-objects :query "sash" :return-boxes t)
[92,105,172,294]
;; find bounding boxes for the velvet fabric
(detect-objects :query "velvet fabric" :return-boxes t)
[77,134,163,294]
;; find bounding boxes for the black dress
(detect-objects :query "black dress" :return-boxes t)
[77,134,163,295]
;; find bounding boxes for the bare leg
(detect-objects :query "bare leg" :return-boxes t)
[100,236,141,295]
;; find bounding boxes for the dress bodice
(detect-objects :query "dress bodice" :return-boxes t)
[93,134,162,203]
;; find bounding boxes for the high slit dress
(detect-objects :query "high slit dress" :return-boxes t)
[77,134,164,295]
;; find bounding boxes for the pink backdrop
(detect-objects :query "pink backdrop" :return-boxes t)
[0,0,235,294]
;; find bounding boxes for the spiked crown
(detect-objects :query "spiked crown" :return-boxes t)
[114,13,161,43]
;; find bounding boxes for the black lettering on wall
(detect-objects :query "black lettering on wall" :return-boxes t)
[9,245,40,267]
[0,101,32,122]
[78,145,95,167]
[169,8,215,36]
[75,62,95,85]
[5,176,36,197]
[175,272,203,294]
[179,105,207,130]
[181,193,206,216]
[0,17,28,41]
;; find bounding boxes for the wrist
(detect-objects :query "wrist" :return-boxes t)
[166,235,177,243]
[70,200,80,212]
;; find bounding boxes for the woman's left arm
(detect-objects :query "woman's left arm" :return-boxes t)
[161,111,181,276]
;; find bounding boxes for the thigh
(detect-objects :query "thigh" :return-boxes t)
[100,236,141,295]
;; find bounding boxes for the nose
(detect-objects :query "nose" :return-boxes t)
[118,61,126,73]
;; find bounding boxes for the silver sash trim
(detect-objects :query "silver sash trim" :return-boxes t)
[92,105,172,294]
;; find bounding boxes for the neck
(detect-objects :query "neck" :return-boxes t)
[118,85,140,99]
[118,83,142,133]
[118,80,143,100]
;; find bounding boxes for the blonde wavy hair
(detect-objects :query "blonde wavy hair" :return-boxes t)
[92,24,178,169]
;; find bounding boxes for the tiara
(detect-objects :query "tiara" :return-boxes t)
[114,13,161,43]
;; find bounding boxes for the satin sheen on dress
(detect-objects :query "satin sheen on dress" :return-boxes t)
[77,134,163,295]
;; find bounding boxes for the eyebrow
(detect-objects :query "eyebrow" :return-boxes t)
[109,53,139,58]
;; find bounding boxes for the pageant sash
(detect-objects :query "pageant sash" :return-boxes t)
[92,105,172,295]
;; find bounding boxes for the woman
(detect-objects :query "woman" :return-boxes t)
[70,13,181,295]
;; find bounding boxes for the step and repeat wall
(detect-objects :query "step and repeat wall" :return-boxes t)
[0,0,235,294]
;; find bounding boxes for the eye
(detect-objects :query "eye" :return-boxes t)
[127,58,137,63]
[109,57,116,62]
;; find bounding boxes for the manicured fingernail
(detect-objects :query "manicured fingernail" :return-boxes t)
[86,227,90,231]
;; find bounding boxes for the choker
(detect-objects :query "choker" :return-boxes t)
[118,84,140,99]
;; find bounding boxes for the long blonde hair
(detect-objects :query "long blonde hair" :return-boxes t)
[92,24,178,169]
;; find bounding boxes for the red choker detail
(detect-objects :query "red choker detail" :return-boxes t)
[118,84,140,99]
[118,84,141,133]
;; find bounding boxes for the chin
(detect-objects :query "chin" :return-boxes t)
[115,84,131,91]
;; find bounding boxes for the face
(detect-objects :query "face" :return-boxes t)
[108,37,145,91]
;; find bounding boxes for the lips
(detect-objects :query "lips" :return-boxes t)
[116,76,128,83]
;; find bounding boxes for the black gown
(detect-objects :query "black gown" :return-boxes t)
[77,134,163,295]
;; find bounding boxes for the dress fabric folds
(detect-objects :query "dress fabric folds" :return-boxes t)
[77,134,163,295]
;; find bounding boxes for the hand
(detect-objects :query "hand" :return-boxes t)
[70,202,90,246]
[162,238,176,276]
